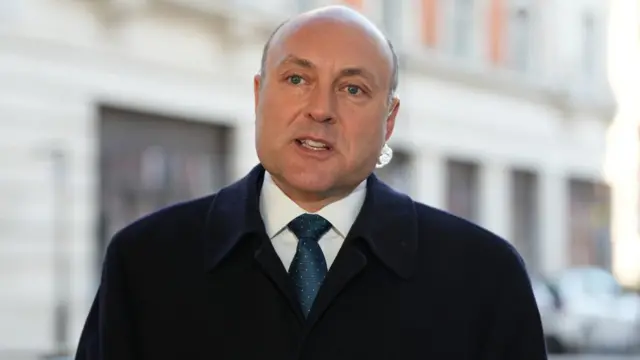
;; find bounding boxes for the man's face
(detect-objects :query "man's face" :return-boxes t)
[254,17,399,199]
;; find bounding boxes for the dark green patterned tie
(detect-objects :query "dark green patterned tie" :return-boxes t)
[287,214,332,317]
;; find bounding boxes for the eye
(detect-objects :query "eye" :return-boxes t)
[344,85,363,96]
[287,74,305,85]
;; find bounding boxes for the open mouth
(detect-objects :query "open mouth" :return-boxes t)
[295,139,332,151]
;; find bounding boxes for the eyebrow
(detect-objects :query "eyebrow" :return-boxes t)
[279,55,314,69]
[339,67,375,82]
[277,54,379,87]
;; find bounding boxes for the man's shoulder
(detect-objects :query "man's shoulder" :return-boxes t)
[410,199,524,271]
[106,193,218,254]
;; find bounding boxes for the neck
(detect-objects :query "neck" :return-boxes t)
[270,176,358,213]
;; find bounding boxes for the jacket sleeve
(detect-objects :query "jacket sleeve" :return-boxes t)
[480,246,548,360]
[75,237,137,360]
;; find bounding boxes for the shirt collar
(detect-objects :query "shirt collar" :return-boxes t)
[259,172,367,239]
[205,164,419,279]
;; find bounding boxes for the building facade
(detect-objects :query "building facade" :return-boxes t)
[0,0,617,355]
[605,0,640,288]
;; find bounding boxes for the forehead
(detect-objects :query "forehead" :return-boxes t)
[267,18,393,80]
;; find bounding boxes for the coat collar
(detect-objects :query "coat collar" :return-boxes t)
[204,164,419,279]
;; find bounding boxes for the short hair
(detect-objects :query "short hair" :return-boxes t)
[259,20,399,99]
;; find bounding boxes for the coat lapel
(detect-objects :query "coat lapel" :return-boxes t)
[305,173,420,330]
[304,242,367,328]
[253,238,306,322]
[203,165,305,324]
[202,164,420,329]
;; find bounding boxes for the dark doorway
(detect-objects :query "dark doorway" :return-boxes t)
[97,107,232,267]
[446,159,480,223]
[568,178,612,270]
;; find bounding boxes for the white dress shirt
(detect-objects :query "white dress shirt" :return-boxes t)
[259,172,367,271]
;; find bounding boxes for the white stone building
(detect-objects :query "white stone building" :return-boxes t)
[606,0,640,289]
[0,0,620,356]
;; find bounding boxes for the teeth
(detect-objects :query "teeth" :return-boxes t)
[300,139,328,150]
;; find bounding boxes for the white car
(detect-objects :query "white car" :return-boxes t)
[546,267,640,353]
[530,276,563,352]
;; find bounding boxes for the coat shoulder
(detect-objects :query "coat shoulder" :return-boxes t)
[105,194,218,256]
[411,200,526,272]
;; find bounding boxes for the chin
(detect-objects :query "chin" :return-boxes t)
[260,150,343,194]
[282,171,336,194]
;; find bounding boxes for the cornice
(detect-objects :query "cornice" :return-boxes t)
[89,0,618,122]
[399,48,616,121]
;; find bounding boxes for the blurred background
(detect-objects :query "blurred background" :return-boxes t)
[1,0,639,359]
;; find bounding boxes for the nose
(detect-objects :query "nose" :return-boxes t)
[305,86,336,123]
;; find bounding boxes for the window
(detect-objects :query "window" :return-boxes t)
[446,159,479,222]
[568,179,612,270]
[555,268,620,299]
[98,107,232,269]
[506,5,531,71]
[582,13,596,78]
[297,0,315,12]
[584,269,621,296]
[381,0,402,42]
[450,0,475,58]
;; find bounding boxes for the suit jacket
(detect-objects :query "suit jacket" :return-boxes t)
[75,164,548,360]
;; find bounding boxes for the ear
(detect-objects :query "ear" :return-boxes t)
[253,74,262,113]
[384,96,400,142]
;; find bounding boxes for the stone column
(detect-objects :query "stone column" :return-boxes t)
[538,167,569,275]
[414,148,446,209]
[479,160,511,239]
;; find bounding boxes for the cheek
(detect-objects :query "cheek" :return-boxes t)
[341,119,385,154]
[265,82,303,105]
[256,110,290,148]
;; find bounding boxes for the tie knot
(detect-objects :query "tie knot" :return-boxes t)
[288,214,332,242]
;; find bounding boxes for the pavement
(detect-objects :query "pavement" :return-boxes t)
[550,355,640,360]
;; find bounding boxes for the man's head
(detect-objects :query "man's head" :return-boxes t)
[254,5,400,210]
[259,19,400,102]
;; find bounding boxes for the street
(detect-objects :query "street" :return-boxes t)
[1,352,639,360]
[551,355,640,360]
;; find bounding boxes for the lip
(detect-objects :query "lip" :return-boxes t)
[292,136,336,160]
[293,135,335,149]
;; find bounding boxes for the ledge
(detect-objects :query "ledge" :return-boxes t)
[399,48,617,121]
[155,0,289,38]
[106,0,618,121]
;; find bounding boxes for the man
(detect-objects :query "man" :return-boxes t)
[75,5,547,360]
